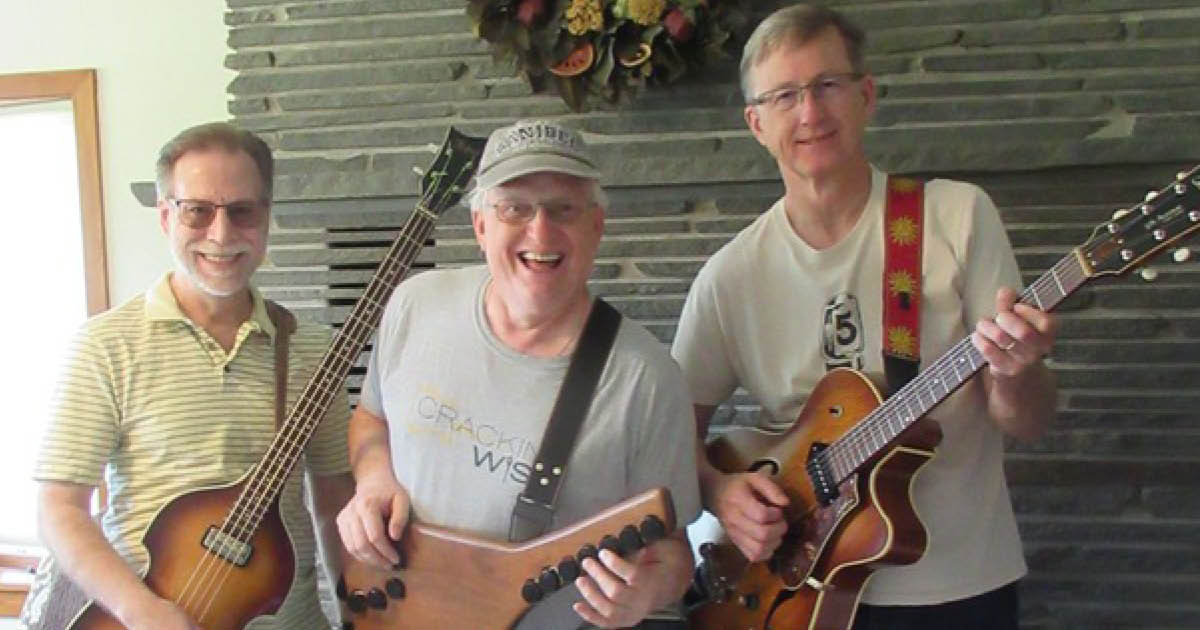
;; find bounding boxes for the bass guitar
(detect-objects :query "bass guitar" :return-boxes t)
[44,128,486,630]
[688,165,1200,630]
[336,488,676,629]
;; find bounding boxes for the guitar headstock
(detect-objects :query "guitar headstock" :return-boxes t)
[1079,165,1200,278]
[417,127,487,215]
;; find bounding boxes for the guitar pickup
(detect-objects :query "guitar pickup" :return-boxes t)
[202,526,253,567]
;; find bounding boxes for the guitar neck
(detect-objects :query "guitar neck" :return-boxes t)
[825,252,1089,482]
[235,203,440,524]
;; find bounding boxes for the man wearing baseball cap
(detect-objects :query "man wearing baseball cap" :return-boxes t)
[337,119,701,629]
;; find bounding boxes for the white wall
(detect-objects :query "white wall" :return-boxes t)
[0,0,233,304]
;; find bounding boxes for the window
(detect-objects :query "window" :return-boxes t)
[0,69,107,613]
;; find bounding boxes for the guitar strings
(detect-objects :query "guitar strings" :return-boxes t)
[817,254,1086,486]
[182,187,445,622]
[174,152,473,623]
[185,176,455,622]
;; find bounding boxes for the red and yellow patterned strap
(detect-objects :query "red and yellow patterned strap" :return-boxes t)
[883,176,923,364]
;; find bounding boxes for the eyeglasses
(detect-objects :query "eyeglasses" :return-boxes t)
[490,200,593,225]
[167,198,269,229]
[747,72,864,112]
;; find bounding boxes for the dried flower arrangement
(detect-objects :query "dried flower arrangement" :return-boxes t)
[468,0,748,111]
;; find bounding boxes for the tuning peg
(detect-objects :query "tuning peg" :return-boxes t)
[1140,268,1159,282]
[412,166,425,178]
[1175,247,1192,263]
[1145,190,1159,202]
[1111,208,1130,220]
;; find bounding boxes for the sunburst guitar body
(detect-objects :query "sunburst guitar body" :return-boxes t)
[689,369,941,630]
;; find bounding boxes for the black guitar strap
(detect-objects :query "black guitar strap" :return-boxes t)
[508,298,622,543]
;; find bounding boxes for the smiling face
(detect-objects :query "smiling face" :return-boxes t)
[472,171,604,326]
[743,26,875,184]
[158,147,269,302]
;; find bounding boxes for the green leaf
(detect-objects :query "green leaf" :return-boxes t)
[557,75,587,112]
[590,35,616,93]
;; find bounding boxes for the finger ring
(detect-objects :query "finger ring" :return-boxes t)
[1001,341,1016,351]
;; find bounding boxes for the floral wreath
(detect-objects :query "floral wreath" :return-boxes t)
[468,0,749,111]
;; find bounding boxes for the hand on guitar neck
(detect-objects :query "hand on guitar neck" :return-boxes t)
[971,286,1060,442]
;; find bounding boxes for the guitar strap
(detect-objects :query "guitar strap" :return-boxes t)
[264,299,297,431]
[882,176,925,394]
[508,298,622,543]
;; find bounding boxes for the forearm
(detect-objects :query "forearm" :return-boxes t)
[984,361,1058,441]
[348,406,395,484]
[38,483,161,624]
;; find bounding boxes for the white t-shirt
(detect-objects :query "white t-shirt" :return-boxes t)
[672,166,1027,605]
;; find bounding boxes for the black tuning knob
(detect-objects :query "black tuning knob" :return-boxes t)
[538,567,561,592]
[557,556,581,582]
[346,590,367,614]
[618,525,644,555]
[577,543,599,564]
[598,535,621,555]
[336,575,348,600]
[385,577,406,599]
[640,515,666,544]
[521,578,544,603]
[366,588,387,610]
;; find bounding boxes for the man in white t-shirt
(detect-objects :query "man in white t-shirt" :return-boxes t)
[672,5,1059,629]
[337,119,701,629]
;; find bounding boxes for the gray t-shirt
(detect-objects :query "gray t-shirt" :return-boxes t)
[361,265,701,625]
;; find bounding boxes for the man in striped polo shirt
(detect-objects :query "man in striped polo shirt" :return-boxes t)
[20,123,354,630]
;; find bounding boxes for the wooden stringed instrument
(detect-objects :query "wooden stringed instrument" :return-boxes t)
[46,128,486,630]
[336,488,676,629]
[688,165,1200,630]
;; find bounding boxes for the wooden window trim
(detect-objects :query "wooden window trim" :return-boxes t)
[0,68,109,315]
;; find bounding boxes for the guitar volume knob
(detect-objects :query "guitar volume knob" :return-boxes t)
[538,567,562,592]
[385,577,406,599]
[640,515,666,543]
[521,578,544,603]
[366,588,387,610]
[346,590,367,614]
[618,525,644,555]
[557,556,581,582]
[335,575,348,600]
[577,543,599,564]
[599,535,621,555]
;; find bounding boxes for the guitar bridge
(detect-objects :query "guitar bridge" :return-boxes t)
[202,526,253,567]
[806,443,839,506]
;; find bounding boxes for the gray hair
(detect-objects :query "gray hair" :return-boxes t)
[155,122,274,202]
[467,179,610,213]
[739,4,867,102]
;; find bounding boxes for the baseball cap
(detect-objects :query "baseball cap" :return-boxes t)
[473,119,602,189]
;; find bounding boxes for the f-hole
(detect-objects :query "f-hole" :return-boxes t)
[749,459,780,475]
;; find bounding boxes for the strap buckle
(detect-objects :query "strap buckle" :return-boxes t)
[509,493,555,542]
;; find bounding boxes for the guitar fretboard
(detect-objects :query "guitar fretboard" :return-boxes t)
[236,204,439,531]
[208,128,484,546]
[822,251,1089,483]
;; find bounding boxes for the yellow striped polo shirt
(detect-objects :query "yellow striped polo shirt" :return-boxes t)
[28,273,350,629]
